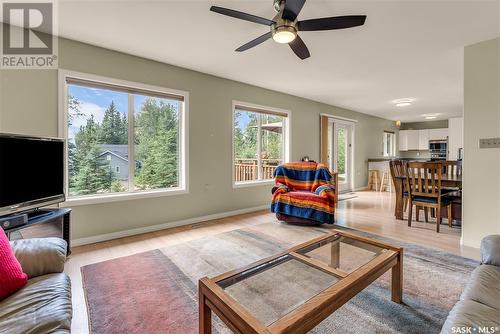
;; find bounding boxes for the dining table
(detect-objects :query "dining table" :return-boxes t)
[393,174,462,220]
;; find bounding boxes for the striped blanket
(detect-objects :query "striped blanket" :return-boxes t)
[271,162,336,224]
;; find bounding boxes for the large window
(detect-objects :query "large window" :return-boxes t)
[61,72,187,201]
[383,131,396,157]
[233,102,289,186]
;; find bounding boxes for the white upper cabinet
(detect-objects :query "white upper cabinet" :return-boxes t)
[399,130,408,151]
[407,130,420,150]
[398,127,449,151]
[398,130,419,151]
[429,128,448,140]
[418,130,429,150]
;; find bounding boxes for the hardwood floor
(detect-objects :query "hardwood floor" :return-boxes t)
[65,190,478,333]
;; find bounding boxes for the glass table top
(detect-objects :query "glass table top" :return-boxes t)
[296,235,384,274]
[215,233,386,326]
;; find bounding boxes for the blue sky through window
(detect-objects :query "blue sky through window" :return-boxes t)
[68,85,179,138]
[68,85,127,140]
[235,110,251,130]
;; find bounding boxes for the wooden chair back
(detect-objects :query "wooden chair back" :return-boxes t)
[405,161,443,199]
[390,160,406,178]
[389,160,407,190]
[442,160,462,177]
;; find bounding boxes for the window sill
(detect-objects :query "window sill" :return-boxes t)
[233,179,274,189]
[61,188,188,206]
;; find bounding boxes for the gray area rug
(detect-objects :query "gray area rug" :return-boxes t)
[82,222,478,334]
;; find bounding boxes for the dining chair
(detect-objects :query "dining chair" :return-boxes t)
[389,160,408,214]
[405,161,453,233]
[442,160,462,176]
[442,160,463,192]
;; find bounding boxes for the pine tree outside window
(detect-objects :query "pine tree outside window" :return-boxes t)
[60,71,188,202]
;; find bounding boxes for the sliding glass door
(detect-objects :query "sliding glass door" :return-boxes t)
[333,122,353,192]
[321,117,354,193]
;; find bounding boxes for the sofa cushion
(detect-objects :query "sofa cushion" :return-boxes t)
[441,300,500,334]
[0,228,28,300]
[0,273,72,334]
[460,265,500,311]
[481,235,500,267]
[11,237,67,278]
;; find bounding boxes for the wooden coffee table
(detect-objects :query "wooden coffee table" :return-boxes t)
[199,230,403,334]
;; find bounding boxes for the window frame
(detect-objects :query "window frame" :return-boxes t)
[58,70,189,206]
[232,100,291,188]
[383,131,396,157]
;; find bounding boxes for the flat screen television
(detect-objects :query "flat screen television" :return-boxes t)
[0,133,65,217]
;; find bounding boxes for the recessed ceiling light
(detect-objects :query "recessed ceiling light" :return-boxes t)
[393,98,415,107]
[422,113,440,120]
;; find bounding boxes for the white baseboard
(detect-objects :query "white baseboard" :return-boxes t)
[72,204,269,247]
[353,186,369,192]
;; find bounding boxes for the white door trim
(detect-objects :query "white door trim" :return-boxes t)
[328,117,355,193]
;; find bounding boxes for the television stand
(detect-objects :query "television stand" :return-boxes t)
[3,208,71,255]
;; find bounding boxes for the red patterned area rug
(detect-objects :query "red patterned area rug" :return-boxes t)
[81,223,477,334]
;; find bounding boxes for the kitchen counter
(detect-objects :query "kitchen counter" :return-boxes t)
[367,158,429,162]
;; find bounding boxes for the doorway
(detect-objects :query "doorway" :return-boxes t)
[320,116,355,193]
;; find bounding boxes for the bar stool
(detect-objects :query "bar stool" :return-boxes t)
[368,170,380,191]
[380,171,392,193]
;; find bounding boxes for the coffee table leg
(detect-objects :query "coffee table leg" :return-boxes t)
[199,285,212,334]
[331,240,340,268]
[391,249,403,303]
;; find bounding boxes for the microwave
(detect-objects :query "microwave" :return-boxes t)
[429,140,447,152]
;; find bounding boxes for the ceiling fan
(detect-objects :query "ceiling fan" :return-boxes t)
[210,0,366,60]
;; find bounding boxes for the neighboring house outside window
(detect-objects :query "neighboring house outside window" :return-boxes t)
[233,101,290,187]
[383,131,396,157]
[60,71,188,202]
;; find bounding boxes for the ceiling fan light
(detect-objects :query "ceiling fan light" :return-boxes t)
[272,26,296,44]
[273,30,296,43]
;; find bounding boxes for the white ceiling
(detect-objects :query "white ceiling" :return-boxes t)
[57,0,500,122]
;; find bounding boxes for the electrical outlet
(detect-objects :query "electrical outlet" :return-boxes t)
[479,138,500,149]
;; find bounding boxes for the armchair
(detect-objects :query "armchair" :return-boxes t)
[271,161,337,225]
[0,238,72,334]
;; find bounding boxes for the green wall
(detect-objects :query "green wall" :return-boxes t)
[462,37,500,248]
[0,38,396,241]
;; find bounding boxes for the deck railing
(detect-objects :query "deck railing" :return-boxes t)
[234,159,281,182]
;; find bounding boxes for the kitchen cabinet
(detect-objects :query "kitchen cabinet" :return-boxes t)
[407,130,419,150]
[429,128,448,140]
[418,130,429,150]
[399,130,408,151]
[399,127,449,152]
[448,117,463,160]
[399,130,420,151]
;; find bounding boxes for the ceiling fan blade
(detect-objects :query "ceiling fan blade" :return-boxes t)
[298,15,366,31]
[236,32,273,52]
[289,35,310,60]
[282,0,306,21]
[210,6,275,26]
